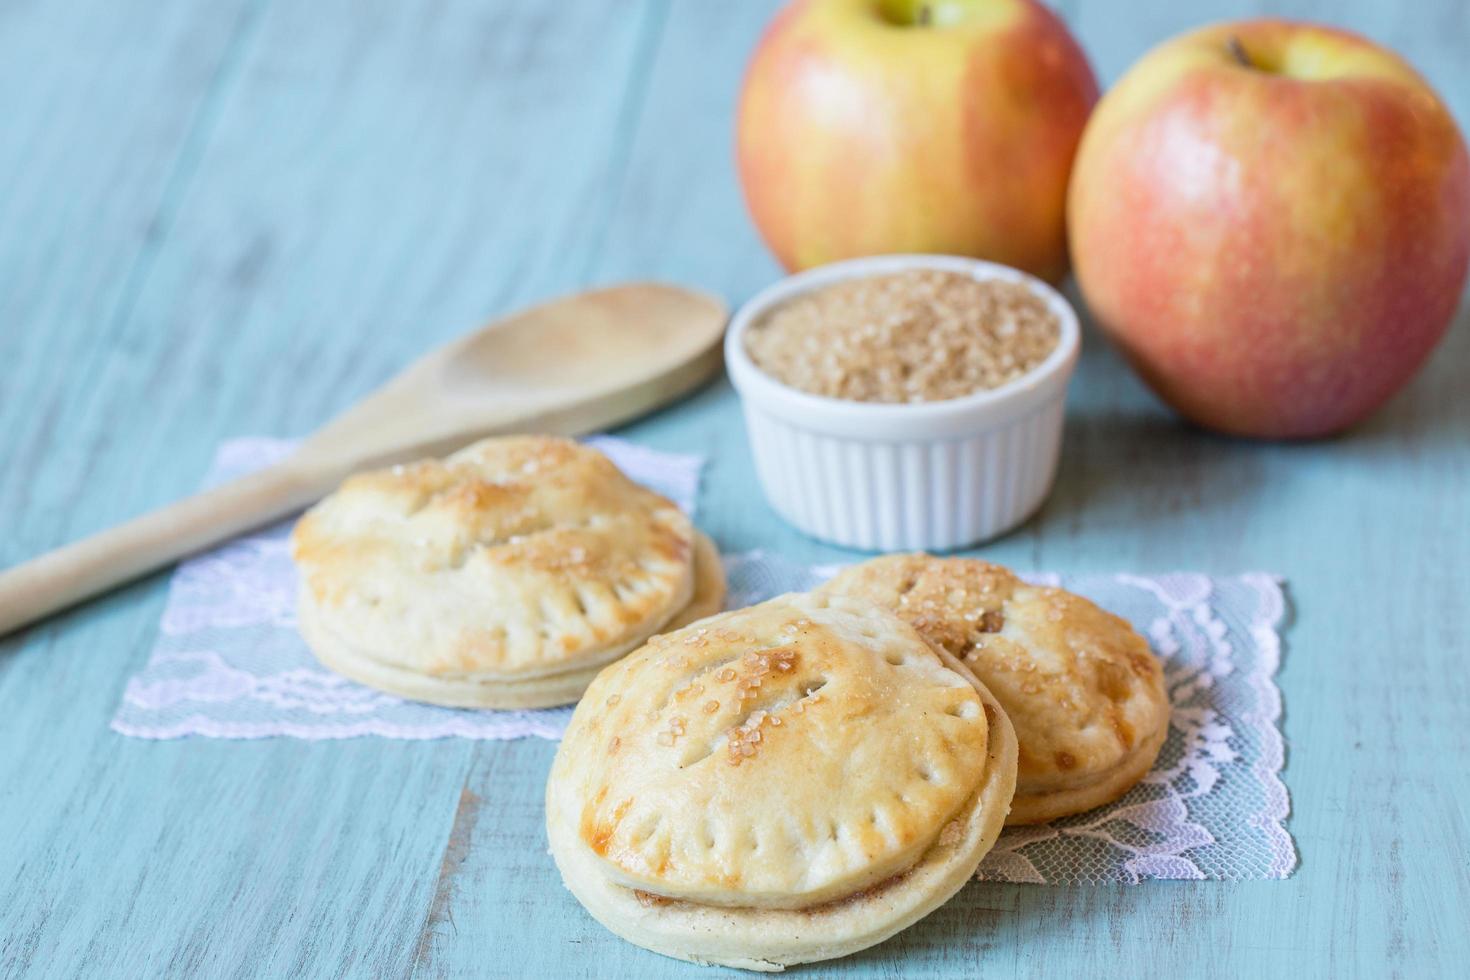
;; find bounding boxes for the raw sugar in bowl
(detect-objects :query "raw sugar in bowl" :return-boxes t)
[726,254,1080,551]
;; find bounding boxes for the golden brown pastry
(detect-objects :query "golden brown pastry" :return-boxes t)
[546,591,1017,970]
[291,436,724,709]
[820,554,1168,824]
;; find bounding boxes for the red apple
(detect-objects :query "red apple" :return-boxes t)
[1069,19,1470,438]
[737,0,1098,283]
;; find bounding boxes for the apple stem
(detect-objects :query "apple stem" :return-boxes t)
[917,4,932,26]
[1226,35,1252,68]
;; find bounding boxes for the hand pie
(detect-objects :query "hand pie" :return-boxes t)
[820,555,1168,825]
[546,592,1017,970]
[291,436,724,709]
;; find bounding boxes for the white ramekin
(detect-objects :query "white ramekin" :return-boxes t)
[726,254,1080,552]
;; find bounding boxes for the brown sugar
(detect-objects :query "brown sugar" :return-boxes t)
[745,269,1059,403]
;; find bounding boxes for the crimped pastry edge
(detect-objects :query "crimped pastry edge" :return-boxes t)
[545,643,1018,971]
[300,531,725,710]
[1007,710,1169,825]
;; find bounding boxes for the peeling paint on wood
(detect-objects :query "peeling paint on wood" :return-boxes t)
[1,0,1467,977]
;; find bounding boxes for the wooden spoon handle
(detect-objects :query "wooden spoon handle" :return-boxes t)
[0,462,326,636]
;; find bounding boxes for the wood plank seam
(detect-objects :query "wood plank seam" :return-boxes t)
[575,0,672,285]
[374,5,682,972]
[407,6,679,970]
[409,786,486,978]
[45,0,274,544]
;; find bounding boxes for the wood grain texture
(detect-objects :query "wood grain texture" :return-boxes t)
[1,0,1467,978]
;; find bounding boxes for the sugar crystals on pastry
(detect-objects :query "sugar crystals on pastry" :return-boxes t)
[821,554,1169,825]
[546,591,1017,970]
[291,435,724,709]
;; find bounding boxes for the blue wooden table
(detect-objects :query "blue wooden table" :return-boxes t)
[2,1,1467,977]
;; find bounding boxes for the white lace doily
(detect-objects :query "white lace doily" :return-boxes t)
[113,438,1295,884]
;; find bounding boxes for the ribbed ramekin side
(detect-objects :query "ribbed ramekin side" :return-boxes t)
[740,396,1068,552]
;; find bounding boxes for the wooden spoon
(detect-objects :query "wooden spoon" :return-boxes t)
[0,283,726,636]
